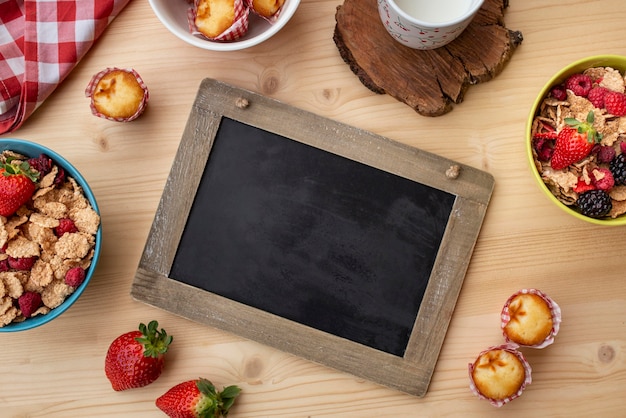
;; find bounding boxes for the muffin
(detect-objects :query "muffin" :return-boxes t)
[195,0,236,38]
[501,289,561,348]
[191,0,249,41]
[250,0,285,18]
[469,344,532,407]
[86,68,149,122]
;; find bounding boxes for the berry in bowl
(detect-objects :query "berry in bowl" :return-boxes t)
[527,55,626,225]
[0,139,101,331]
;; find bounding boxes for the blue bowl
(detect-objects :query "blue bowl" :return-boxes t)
[0,139,102,332]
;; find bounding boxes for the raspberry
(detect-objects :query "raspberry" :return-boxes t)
[565,74,593,97]
[577,189,612,218]
[54,167,66,185]
[533,136,554,161]
[8,256,37,271]
[0,245,8,271]
[610,154,626,185]
[27,154,53,176]
[65,266,86,287]
[604,91,626,116]
[18,291,42,318]
[596,145,616,163]
[587,86,608,108]
[550,84,567,101]
[533,132,557,161]
[55,218,78,236]
[590,167,615,191]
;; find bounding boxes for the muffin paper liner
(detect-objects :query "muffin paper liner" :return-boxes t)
[188,0,250,42]
[500,288,562,348]
[85,67,149,122]
[468,343,533,408]
[246,0,284,24]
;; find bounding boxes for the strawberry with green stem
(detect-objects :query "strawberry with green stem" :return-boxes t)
[0,158,39,217]
[550,111,602,170]
[156,378,241,418]
[105,320,173,391]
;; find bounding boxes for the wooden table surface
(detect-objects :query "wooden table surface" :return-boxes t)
[2,0,626,416]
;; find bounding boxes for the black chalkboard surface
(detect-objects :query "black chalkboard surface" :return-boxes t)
[131,78,494,397]
[170,117,455,357]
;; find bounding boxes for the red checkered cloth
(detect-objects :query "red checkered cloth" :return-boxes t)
[0,0,131,134]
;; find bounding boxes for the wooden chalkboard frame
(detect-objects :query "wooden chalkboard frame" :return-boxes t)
[131,78,494,397]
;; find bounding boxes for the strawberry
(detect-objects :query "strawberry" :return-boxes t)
[156,378,241,418]
[550,111,602,170]
[0,158,39,217]
[105,320,173,391]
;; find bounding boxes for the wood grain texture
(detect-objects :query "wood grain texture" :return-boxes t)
[131,78,494,397]
[1,0,626,416]
[334,0,523,116]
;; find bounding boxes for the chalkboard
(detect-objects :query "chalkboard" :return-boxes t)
[169,116,455,357]
[131,78,494,396]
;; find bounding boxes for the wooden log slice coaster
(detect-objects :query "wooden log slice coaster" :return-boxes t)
[334,0,523,116]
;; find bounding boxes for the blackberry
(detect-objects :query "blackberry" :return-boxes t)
[609,154,626,185]
[577,190,612,218]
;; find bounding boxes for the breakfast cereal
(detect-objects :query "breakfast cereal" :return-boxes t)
[0,150,100,326]
[530,66,626,219]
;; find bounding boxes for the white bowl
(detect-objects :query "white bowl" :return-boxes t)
[149,0,300,51]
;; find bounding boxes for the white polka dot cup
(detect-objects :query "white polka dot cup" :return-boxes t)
[378,0,485,50]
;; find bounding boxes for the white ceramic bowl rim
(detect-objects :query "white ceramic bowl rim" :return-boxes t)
[0,138,102,331]
[386,0,485,28]
[148,0,300,52]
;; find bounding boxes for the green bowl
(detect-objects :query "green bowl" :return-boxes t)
[526,55,626,226]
